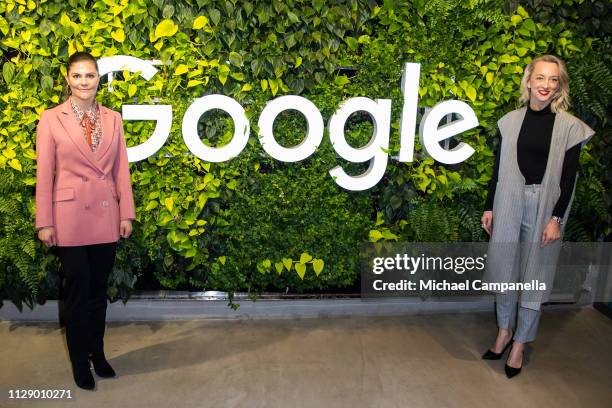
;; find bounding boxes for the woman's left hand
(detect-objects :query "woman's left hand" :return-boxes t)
[120,220,133,239]
[541,219,560,246]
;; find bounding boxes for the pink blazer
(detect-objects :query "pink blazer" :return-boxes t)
[35,100,136,246]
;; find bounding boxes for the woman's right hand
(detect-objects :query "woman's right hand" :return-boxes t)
[481,211,493,235]
[38,227,57,247]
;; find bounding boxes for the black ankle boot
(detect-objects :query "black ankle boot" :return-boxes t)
[72,363,95,390]
[89,353,116,378]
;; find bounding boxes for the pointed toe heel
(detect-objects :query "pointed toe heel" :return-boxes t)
[504,363,522,379]
[89,353,116,378]
[72,363,95,390]
[482,339,513,360]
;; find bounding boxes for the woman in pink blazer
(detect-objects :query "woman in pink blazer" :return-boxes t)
[35,52,135,390]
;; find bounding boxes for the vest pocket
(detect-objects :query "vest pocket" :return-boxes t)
[53,188,75,202]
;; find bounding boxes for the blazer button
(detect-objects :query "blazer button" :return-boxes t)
[102,201,109,207]
[85,204,90,209]
[82,176,88,182]
[99,175,106,180]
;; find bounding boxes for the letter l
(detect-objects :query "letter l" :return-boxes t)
[398,63,420,162]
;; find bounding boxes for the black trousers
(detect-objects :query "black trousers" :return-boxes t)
[54,242,117,367]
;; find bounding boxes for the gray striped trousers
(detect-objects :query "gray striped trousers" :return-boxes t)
[494,184,542,343]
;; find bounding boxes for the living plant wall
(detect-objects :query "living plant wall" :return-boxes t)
[1,0,610,309]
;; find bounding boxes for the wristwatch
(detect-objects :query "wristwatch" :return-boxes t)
[551,216,564,225]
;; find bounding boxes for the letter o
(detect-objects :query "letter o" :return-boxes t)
[182,95,250,162]
[258,95,324,162]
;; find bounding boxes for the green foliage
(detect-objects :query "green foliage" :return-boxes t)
[1,0,609,308]
[0,166,58,310]
[505,0,612,37]
[207,136,371,293]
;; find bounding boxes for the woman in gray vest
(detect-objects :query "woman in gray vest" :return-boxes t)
[480,55,594,378]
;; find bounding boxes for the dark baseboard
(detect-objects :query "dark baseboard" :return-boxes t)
[593,302,612,319]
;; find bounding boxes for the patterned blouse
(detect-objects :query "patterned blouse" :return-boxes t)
[69,97,102,152]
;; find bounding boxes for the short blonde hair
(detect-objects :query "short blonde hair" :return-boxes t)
[519,55,570,113]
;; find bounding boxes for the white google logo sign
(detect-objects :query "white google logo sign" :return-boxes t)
[98,56,478,191]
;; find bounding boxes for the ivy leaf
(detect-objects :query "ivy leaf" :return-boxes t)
[59,13,72,28]
[313,0,325,12]
[516,6,529,18]
[187,79,204,88]
[162,5,175,19]
[287,11,299,24]
[193,15,209,30]
[164,197,174,211]
[158,213,173,226]
[268,78,279,96]
[282,258,292,271]
[145,201,158,211]
[23,150,36,160]
[375,211,384,226]
[38,19,52,35]
[345,37,358,50]
[230,72,244,81]
[218,256,226,265]
[3,149,15,159]
[516,47,528,57]
[154,19,178,40]
[312,259,324,275]
[523,19,536,32]
[511,15,522,26]
[9,159,22,172]
[381,230,398,241]
[3,62,15,83]
[262,259,271,269]
[300,252,313,264]
[111,29,125,43]
[369,230,383,242]
[285,33,296,49]
[295,263,307,280]
[128,84,137,97]
[209,9,221,25]
[274,262,284,274]
[334,75,350,86]
[229,52,242,67]
[260,79,268,91]
[41,75,53,92]
[174,64,189,75]
[465,86,477,102]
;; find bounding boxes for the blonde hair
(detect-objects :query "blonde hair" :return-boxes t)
[519,55,570,113]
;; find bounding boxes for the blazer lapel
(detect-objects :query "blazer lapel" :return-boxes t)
[95,106,115,160]
[57,100,104,174]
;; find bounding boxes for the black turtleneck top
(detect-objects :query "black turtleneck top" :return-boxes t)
[484,104,581,218]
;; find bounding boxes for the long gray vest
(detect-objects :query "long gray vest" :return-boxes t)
[483,107,594,311]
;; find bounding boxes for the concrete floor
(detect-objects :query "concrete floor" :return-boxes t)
[0,308,610,408]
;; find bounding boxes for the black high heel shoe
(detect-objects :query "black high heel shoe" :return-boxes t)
[504,346,523,379]
[89,353,116,378]
[504,362,522,379]
[482,339,513,360]
[72,363,95,390]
